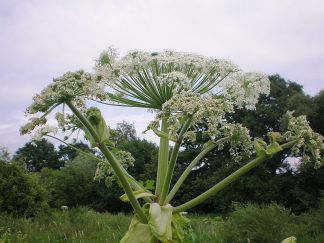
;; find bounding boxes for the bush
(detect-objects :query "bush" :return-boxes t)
[0,163,48,217]
[219,203,299,243]
[38,155,128,212]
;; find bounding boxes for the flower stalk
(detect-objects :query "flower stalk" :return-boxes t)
[155,117,170,198]
[173,139,299,213]
[66,101,148,223]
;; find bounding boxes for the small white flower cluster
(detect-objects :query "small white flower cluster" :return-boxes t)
[150,90,234,141]
[20,117,47,135]
[94,150,135,187]
[222,72,270,110]
[32,126,58,141]
[220,124,254,159]
[284,112,324,168]
[158,71,191,94]
[26,70,107,115]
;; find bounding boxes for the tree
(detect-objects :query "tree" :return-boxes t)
[112,121,137,145]
[175,75,324,214]
[0,163,48,217]
[20,49,324,242]
[38,154,128,212]
[58,142,94,162]
[310,91,324,135]
[0,147,11,163]
[14,139,61,172]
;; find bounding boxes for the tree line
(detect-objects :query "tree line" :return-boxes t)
[0,74,323,217]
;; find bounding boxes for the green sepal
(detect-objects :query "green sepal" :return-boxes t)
[120,190,156,202]
[120,217,155,243]
[148,203,173,242]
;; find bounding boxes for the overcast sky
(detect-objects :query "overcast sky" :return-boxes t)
[0,0,324,153]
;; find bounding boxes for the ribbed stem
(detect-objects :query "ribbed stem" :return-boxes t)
[173,139,299,213]
[66,101,147,223]
[174,155,267,212]
[155,117,170,198]
[165,137,230,204]
[160,118,192,204]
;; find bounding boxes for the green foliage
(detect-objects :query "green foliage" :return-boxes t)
[0,208,131,243]
[219,203,299,243]
[175,75,324,214]
[112,121,137,145]
[1,204,323,242]
[0,147,11,163]
[0,163,48,217]
[118,139,158,182]
[38,154,123,212]
[58,142,93,162]
[14,139,61,172]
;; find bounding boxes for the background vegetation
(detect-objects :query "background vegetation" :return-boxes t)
[1,74,323,242]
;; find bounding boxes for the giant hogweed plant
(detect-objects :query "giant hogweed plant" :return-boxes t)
[21,49,324,242]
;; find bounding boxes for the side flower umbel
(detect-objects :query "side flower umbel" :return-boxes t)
[21,48,323,243]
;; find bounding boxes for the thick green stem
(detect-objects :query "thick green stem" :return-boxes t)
[160,118,192,204]
[66,101,148,223]
[173,155,267,212]
[173,139,299,213]
[165,137,230,204]
[155,117,170,198]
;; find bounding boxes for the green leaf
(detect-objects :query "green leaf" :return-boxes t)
[120,190,156,202]
[171,214,185,243]
[120,217,155,243]
[148,203,173,241]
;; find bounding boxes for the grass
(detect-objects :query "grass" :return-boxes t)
[0,206,323,243]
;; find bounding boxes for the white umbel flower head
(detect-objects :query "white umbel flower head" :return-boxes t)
[95,48,269,110]
[26,70,107,114]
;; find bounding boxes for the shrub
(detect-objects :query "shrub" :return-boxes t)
[0,163,48,217]
[220,203,299,243]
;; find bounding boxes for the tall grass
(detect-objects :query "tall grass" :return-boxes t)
[1,204,323,243]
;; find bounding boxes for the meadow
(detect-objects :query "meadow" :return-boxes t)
[1,203,323,243]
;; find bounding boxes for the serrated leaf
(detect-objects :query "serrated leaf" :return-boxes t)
[120,190,156,202]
